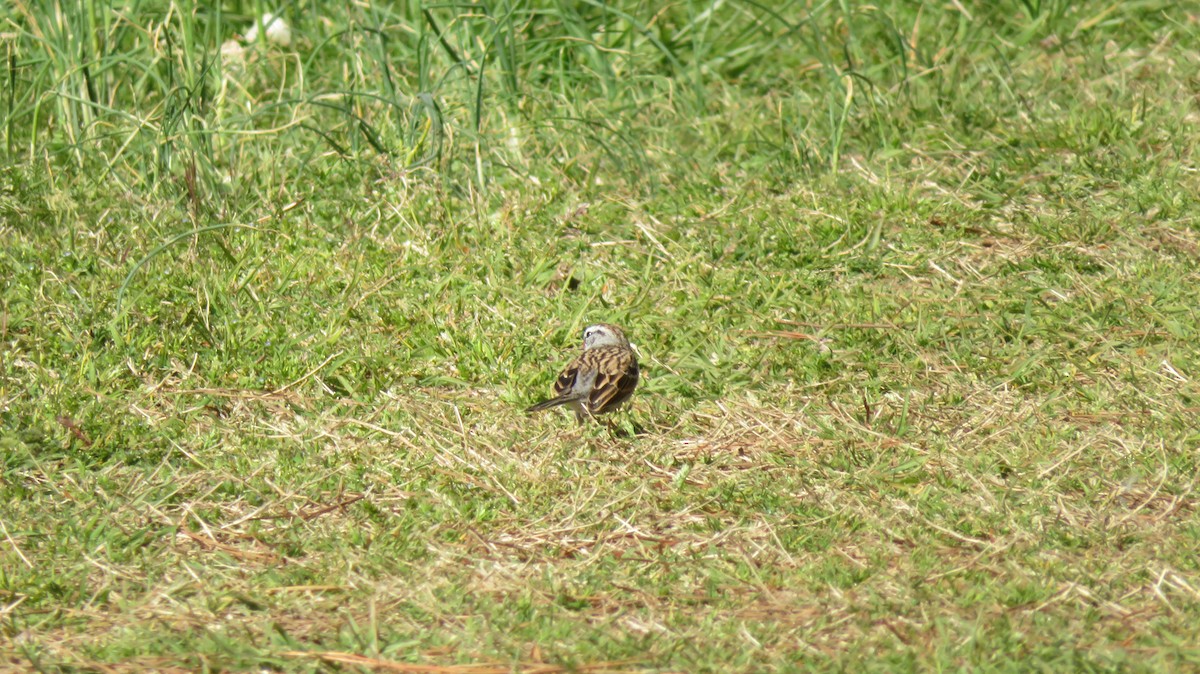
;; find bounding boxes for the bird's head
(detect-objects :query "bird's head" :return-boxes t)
[582,323,630,350]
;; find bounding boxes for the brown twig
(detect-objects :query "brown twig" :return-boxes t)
[56,415,93,447]
[278,651,643,673]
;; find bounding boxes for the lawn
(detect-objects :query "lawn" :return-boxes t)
[2,1,1200,672]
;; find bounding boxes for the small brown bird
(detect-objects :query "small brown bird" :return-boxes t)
[526,323,639,423]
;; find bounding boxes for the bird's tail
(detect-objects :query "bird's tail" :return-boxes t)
[525,396,573,414]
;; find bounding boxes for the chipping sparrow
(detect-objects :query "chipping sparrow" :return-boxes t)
[526,323,639,423]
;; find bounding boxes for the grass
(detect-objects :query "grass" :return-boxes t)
[3,0,1200,671]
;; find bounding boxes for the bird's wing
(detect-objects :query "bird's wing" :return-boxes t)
[552,359,583,399]
[587,348,638,414]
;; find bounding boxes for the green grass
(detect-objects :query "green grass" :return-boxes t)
[3,1,1200,672]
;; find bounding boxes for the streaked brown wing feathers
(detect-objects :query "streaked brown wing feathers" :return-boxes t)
[552,363,580,398]
[587,348,638,414]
